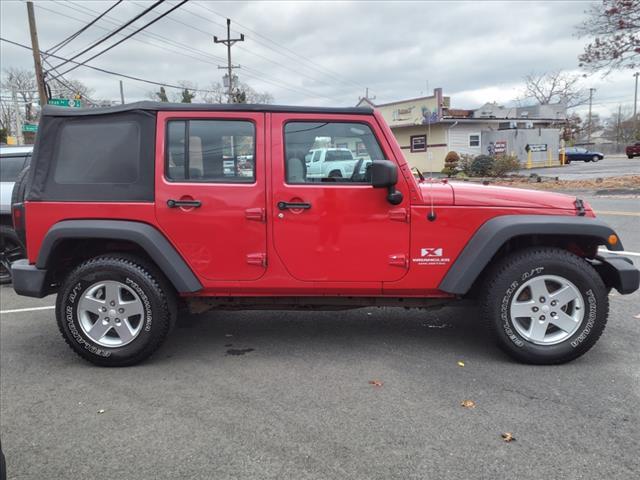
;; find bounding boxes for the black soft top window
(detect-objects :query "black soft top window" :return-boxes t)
[27,110,156,202]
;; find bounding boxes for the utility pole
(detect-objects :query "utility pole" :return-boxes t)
[633,72,639,139]
[11,86,24,145]
[359,87,376,103]
[26,1,47,107]
[119,80,125,104]
[587,88,595,144]
[213,19,244,103]
[616,104,621,151]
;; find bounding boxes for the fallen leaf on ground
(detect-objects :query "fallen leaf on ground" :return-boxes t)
[460,400,476,409]
[457,361,465,367]
[369,380,383,387]
[501,432,516,442]
[97,409,105,414]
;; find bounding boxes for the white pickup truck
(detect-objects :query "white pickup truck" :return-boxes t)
[305,148,359,179]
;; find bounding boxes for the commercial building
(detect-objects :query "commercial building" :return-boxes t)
[357,89,566,172]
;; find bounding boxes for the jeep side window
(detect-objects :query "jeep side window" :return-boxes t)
[166,119,255,183]
[284,121,384,184]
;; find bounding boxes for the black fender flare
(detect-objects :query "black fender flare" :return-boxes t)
[36,219,202,293]
[438,215,623,295]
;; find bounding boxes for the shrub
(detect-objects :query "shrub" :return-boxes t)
[458,154,474,176]
[469,155,494,177]
[490,154,520,177]
[442,151,460,177]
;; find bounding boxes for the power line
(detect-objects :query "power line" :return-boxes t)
[49,0,164,71]
[1,37,218,94]
[192,1,366,91]
[46,0,123,56]
[63,1,344,101]
[48,0,189,82]
[40,1,344,102]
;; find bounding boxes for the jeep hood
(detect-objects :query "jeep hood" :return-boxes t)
[447,181,581,210]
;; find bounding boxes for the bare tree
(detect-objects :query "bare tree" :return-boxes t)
[201,82,226,104]
[521,71,590,108]
[1,68,37,121]
[48,76,94,101]
[577,0,640,74]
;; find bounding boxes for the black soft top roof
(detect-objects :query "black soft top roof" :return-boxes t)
[41,101,374,117]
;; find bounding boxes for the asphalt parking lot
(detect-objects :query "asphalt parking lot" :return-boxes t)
[1,194,639,480]
[521,154,640,180]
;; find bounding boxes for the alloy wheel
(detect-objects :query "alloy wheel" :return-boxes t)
[510,275,584,345]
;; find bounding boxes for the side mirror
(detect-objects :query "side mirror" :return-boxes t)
[371,160,403,205]
[371,160,397,188]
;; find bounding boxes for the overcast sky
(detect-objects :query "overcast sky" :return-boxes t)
[0,0,636,118]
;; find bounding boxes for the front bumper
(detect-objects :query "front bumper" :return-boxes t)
[593,254,640,295]
[11,259,50,298]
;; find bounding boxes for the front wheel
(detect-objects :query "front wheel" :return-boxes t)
[56,255,176,366]
[482,247,608,364]
[592,155,600,162]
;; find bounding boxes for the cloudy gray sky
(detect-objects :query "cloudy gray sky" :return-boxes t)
[0,0,636,118]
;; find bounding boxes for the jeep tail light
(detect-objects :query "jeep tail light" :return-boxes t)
[12,203,26,249]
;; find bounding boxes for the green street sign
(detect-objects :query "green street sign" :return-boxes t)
[22,123,38,132]
[48,98,81,107]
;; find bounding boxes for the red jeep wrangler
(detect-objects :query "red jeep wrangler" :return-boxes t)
[10,102,639,366]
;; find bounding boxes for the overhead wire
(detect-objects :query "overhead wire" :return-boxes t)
[48,0,189,81]
[48,0,164,71]
[45,0,123,56]
[42,1,344,102]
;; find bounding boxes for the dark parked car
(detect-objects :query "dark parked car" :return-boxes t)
[564,147,604,164]
[0,146,32,283]
[625,142,640,159]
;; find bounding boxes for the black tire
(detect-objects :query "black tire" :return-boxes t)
[0,225,23,285]
[565,159,571,165]
[628,155,633,159]
[56,255,176,367]
[328,170,343,178]
[592,155,600,162]
[482,247,608,364]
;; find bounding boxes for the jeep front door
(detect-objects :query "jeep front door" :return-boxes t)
[271,114,410,282]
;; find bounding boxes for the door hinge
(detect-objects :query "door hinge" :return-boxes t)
[388,254,408,268]
[245,208,266,222]
[246,253,267,267]
[389,208,408,222]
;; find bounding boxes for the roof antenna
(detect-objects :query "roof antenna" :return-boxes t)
[426,80,436,222]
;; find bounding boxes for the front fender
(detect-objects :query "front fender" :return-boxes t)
[438,215,622,295]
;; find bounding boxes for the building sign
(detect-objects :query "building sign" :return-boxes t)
[48,98,81,108]
[22,123,38,132]
[525,143,547,152]
[494,140,507,154]
[392,106,414,122]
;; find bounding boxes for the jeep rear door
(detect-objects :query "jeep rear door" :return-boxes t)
[155,111,267,281]
[270,113,410,282]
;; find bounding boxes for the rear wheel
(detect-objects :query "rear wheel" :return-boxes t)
[482,247,608,364]
[56,255,176,366]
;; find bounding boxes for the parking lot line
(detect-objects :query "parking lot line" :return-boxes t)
[596,210,640,217]
[0,305,55,314]
[599,249,640,257]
